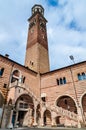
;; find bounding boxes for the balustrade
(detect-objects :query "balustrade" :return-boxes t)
[54,106,78,121]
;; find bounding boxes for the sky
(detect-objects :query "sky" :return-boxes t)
[0,0,86,71]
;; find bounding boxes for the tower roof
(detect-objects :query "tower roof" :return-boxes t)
[32,4,44,16]
[28,4,47,22]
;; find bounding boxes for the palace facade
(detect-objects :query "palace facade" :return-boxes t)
[0,5,86,128]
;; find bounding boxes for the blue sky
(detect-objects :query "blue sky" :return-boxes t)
[0,0,86,70]
[47,0,58,6]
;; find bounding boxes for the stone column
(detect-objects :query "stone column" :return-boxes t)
[1,105,12,128]
[80,105,86,125]
[29,108,33,126]
[14,111,18,127]
[23,108,32,127]
[40,101,46,126]
[7,109,13,129]
[52,117,56,126]
[77,106,83,128]
[33,99,38,127]
[33,105,37,126]
[51,111,56,126]
[40,111,44,126]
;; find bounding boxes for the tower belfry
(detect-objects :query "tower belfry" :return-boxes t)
[25,5,50,73]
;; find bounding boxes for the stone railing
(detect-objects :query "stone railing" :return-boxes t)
[10,82,78,122]
[42,103,78,121]
[10,81,26,89]
[52,106,78,121]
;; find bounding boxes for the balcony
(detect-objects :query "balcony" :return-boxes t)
[9,81,25,88]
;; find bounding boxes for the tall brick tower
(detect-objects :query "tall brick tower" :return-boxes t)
[25,5,50,73]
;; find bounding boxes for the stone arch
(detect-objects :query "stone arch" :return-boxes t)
[14,94,34,127]
[81,93,86,120]
[43,109,52,126]
[15,93,34,109]
[56,95,77,114]
[80,91,86,107]
[14,86,34,103]
[55,94,78,108]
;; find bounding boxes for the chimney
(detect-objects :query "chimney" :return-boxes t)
[5,54,9,58]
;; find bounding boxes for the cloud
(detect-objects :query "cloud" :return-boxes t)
[46,0,86,70]
[0,0,86,71]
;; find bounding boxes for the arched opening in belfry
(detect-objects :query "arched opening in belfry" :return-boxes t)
[11,70,20,83]
[13,94,34,127]
[43,109,51,126]
[56,95,77,114]
[36,104,41,125]
[0,92,4,124]
[82,94,86,119]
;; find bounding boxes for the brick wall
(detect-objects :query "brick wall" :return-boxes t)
[0,55,41,102]
[25,43,49,73]
[0,56,13,100]
[41,62,86,109]
[25,12,49,74]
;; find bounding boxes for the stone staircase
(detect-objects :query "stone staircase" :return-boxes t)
[42,102,78,122]
[41,102,79,127]
[53,106,77,121]
[10,81,79,126]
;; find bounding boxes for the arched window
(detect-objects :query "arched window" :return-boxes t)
[0,68,4,76]
[56,77,67,86]
[77,73,82,80]
[23,76,26,83]
[82,72,86,80]
[11,70,20,83]
[57,79,59,85]
[60,78,63,85]
[63,77,66,84]
[77,73,86,81]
